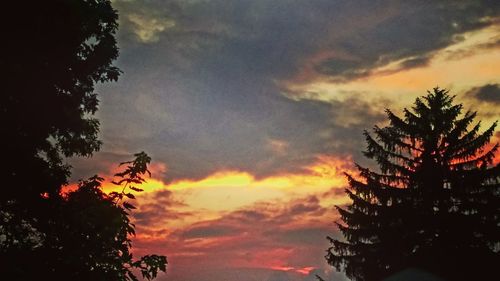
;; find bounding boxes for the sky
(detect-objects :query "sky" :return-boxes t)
[70,1,500,280]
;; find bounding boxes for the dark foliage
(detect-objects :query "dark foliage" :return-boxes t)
[1,152,167,280]
[326,88,500,281]
[2,0,120,203]
[0,1,166,280]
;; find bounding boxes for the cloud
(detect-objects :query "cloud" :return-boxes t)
[120,0,499,82]
[133,190,192,228]
[301,1,500,82]
[126,13,175,43]
[77,133,356,281]
[398,55,432,69]
[444,28,500,60]
[115,169,352,280]
[90,81,385,181]
[288,196,323,217]
[181,223,240,239]
[131,192,346,281]
[74,0,500,183]
[465,83,500,104]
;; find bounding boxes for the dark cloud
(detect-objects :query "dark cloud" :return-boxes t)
[466,83,500,104]
[314,1,500,80]
[478,36,500,49]
[90,70,384,181]
[397,54,434,70]
[289,197,323,216]
[445,34,500,60]
[68,0,500,182]
[321,187,347,198]
[227,209,268,222]
[114,0,500,81]
[133,190,192,227]
[315,58,365,77]
[181,223,240,239]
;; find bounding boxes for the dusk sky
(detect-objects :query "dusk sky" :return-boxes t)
[69,1,500,280]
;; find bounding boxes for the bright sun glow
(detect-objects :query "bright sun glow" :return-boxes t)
[99,155,351,212]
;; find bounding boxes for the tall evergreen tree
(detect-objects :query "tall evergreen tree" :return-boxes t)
[326,88,500,281]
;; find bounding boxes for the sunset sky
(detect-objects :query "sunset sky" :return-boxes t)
[69,1,500,280]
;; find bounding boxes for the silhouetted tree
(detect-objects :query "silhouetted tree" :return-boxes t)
[326,88,500,281]
[0,1,166,280]
[58,152,167,281]
[3,0,119,203]
[2,152,167,280]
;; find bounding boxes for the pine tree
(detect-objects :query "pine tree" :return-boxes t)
[326,88,500,281]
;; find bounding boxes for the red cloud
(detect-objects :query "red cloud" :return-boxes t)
[130,191,346,281]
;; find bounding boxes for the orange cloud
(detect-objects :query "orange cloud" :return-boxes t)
[61,155,357,281]
[88,155,353,214]
[283,24,500,110]
[127,178,348,280]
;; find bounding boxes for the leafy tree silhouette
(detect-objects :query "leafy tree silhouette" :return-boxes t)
[0,1,166,280]
[3,0,120,202]
[326,88,500,281]
[37,152,166,280]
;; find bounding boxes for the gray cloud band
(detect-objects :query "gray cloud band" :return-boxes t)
[71,0,500,182]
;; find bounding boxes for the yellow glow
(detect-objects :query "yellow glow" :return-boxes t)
[167,155,349,211]
[169,171,254,190]
[98,155,350,213]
